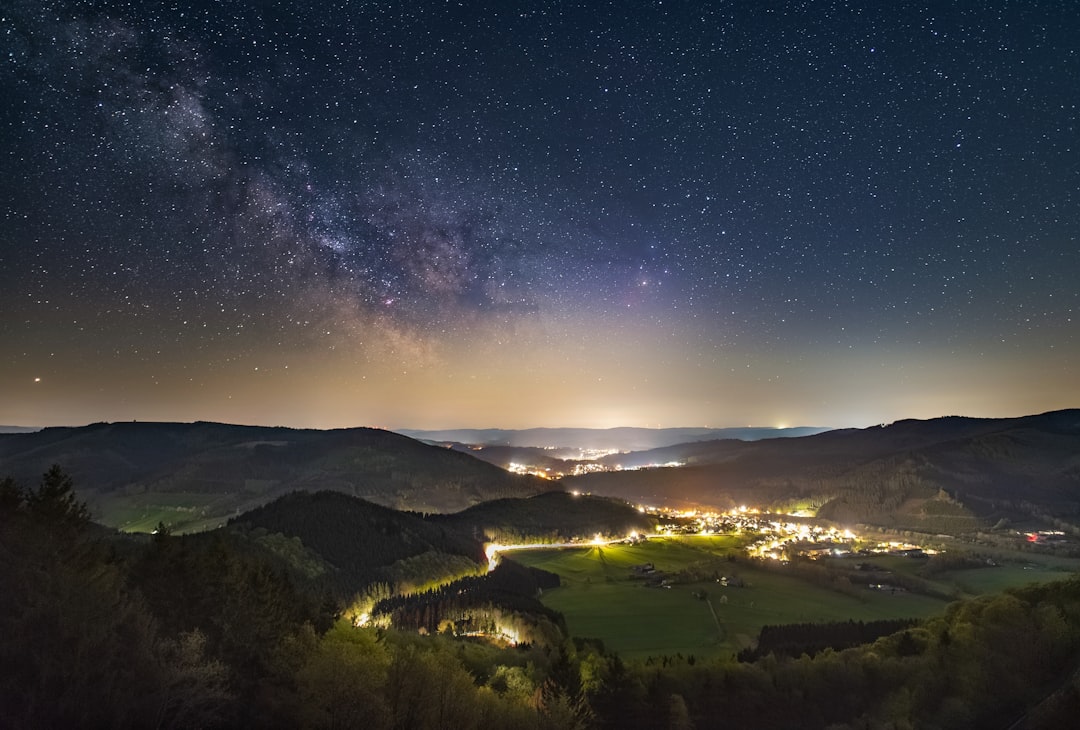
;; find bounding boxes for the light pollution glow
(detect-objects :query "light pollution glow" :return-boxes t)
[1,2,1077,430]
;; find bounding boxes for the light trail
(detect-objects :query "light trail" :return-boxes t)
[485,535,659,572]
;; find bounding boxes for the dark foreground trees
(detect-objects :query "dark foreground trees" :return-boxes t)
[0,469,586,728]
[579,578,1080,730]
[5,467,1080,728]
[0,466,231,726]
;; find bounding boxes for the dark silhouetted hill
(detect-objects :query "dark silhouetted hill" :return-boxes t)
[0,421,551,527]
[570,410,1080,529]
[440,443,574,472]
[229,490,486,593]
[224,490,655,595]
[434,491,654,544]
[399,425,830,452]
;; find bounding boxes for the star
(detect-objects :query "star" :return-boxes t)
[0,1,1075,429]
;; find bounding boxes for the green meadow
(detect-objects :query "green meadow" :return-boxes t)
[940,562,1076,596]
[510,536,1072,660]
[89,491,243,533]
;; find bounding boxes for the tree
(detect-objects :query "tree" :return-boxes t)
[295,623,390,730]
[26,465,89,525]
[0,476,24,513]
[155,630,233,729]
[0,500,162,726]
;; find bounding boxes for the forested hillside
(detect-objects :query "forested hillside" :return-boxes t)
[227,490,654,598]
[230,490,486,596]
[5,412,1077,535]
[573,409,1080,530]
[436,491,655,544]
[6,466,1080,728]
[399,426,830,451]
[0,421,552,529]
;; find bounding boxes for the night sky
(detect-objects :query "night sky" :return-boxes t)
[3,1,1078,430]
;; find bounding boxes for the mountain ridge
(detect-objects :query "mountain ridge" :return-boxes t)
[3,410,1078,534]
[398,425,831,452]
[571,409,1080,529]
[0,421,553,529]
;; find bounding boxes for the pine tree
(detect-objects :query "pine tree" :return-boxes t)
[0,475,24,513]
[26,465,89,525]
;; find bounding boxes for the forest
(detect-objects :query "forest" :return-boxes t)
[4,467,1080,728]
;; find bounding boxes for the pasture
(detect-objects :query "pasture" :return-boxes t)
[939,562,1077,596]
[848,552,1080,598]
[90,491,242,533]
[511,537,949,659]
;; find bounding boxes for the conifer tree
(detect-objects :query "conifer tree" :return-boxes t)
[27,464,89,525]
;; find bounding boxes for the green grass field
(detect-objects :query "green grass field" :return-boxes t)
[857,552,1080,597]
[512,537,949,659]
[90,491,243,533]
[939,562,1077,596]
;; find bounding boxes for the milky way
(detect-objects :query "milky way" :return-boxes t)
[2,1,1078,429]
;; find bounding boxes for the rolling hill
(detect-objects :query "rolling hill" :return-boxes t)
[226,490,653,594]
[5,411,1078,536]
[434,490,655,544]
[229,490,487,595]
[0,421,552,531]
[570,409,1080,531]
[399,425,830,453]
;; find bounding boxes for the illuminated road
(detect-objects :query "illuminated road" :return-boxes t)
[485,535,655,572]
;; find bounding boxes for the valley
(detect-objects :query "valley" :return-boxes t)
[4,411,1080,728]
[499,506,1080,659]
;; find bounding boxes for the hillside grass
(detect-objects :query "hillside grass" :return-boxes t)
[90,491,245,533]
[940,562,1077,596]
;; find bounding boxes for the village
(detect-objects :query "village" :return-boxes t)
[642,505,931,561]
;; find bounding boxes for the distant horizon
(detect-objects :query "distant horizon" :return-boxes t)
[3,2,1078,440]
[4,405,1078,435]
[5,421,832,432]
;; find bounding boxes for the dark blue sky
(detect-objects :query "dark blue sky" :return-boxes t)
[2,0,1078,428]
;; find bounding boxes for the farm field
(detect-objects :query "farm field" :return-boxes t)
[511,537,949,659]
[939,562,1078,596]
[89,491,246,533]
[848,553,1080,597]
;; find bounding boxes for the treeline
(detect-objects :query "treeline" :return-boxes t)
[9,467,1080,728]
[736,619,917,662]
[437,491,653,545]
[382,549,486,594]
[583,579,1080,729]
[1,467,309,726]
[0,468,588,728]
[230,490,485,595]
[284,623,593,730]
[373,559,565,645]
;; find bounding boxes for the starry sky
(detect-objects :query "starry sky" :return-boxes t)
[2,0,1078,430]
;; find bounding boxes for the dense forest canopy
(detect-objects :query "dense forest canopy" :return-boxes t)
[4,466,1080,727]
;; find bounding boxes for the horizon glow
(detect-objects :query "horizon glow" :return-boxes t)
[2,2,1078,430]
